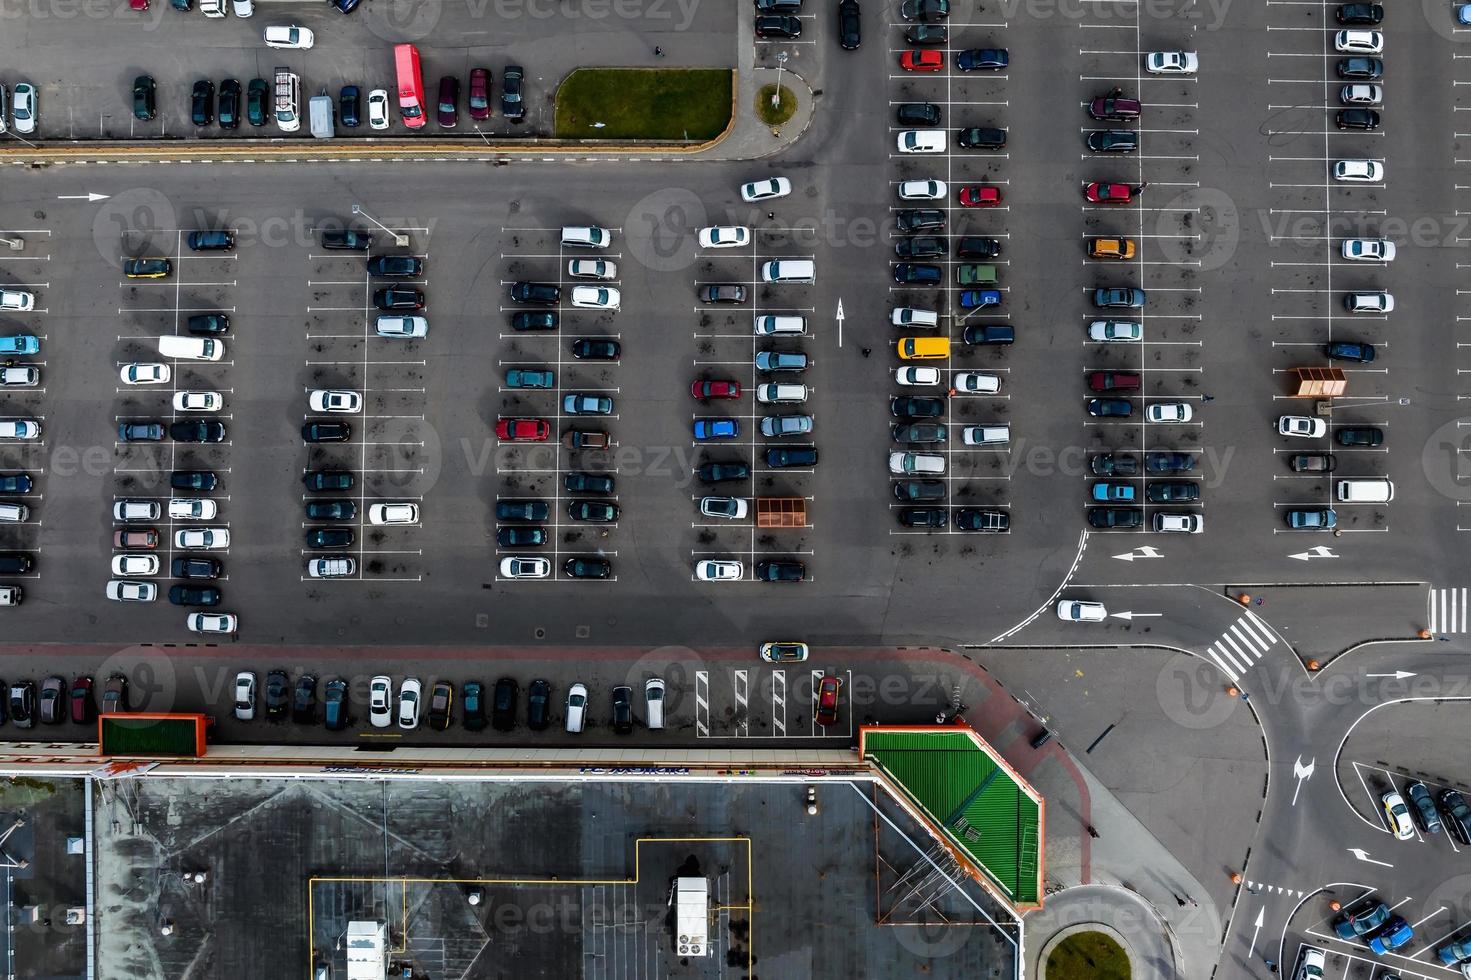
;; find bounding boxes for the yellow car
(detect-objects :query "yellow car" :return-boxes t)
[1087,237,1136,261]
[123,257,172,279]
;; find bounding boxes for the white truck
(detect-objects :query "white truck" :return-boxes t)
[673,877,709,957]
[309,94,334,139]
[273,68,299,133]
[198,0,226,17]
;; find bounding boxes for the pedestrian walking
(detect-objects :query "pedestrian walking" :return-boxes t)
[654,46,663,57]
[1087,825,1100,839]
[1175,894,1187,907]
[1201,393,1215,402]
[767,211,775,220]
[861,347,872,358]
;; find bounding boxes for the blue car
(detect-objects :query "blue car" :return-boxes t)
[1439,936,1471,966]
[1087,398,1132,418]
[959,289,1002,309]
[1367,916,1412,955]
[505,368,553,389]
[1335,902,1389,941]
[0,336,37,355]
[1091,482,1136,502]
[694,418,739,440]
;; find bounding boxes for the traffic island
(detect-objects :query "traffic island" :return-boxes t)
[757,83,798,127]
[1041,927,1132,979]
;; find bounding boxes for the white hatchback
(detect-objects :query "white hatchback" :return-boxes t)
[1335,29,1383,53]
[1057,600,1107,622]
[889,452,945,475]
[111,554,159,577]
[954,372,1001,394]
[500,555,549,578]
[571,286,620,311]
[0,290,33,312]
[1278,415,1327,438]
[263,25,314,48]
[895,367,942,386]
[565,682,588,733]
[695,559,743,581]
[0,420,40,439]
[368,502,419,525]
[173,391,222,412]
[169,498,218,520]
[698,226,751,249]
[175,527,230,550]
[309,389,361,413]
[1333,159,1383,182]
[367,89,391,130]
[897,130,947,153]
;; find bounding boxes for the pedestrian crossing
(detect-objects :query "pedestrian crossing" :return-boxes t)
[1429,588,1468,634]
[1203,612,1280,683]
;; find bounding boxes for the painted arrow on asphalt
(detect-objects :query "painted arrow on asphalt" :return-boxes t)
[57,192,109,202]
[1367,671,1416,680]
[1113,546,1163,562]
[1110,611,1162,621]
[1347,848,1393,868]
[1291,756,1315,806]
[1247,907,1264,958]
[835,298,845,347]
[1288,545,1338,561]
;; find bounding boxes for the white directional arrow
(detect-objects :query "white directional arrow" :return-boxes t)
[1291,756,1315,806]
[57,192,109,202]
[1347,848,1394,868]
[1367,671,1415,680]
[1110,611,1162,621]
[1247,907,1264,958]
[1113,546,1164,562]
[835,298,845,348]
[1288,545,1338,561]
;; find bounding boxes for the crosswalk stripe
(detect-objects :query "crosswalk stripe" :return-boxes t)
[1207,647,1240,681]
[1221,631,1254,666]
[1213,642,1245,674]
[1229,623,1267,659]
[1430,588,1470,633]
[1236,616,1271,651]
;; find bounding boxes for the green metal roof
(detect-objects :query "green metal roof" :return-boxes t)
[863,729,1042,906]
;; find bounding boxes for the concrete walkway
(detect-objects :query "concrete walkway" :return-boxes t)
[1026,884,1177,980]
[694,12,815,162]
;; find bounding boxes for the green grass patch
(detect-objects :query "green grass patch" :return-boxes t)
[555,68,732,141]
[757,84,797,127]
[1045,931,1130,980]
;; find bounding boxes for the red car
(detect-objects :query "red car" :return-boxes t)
[900,50,944,72]
[958,185,1002,207]
[129,0,148,9]
[494,418,550,442]
[1088,371,1142,392]
[691,379,741,400]
[815,675,842,727]
[70,676,94,725]
[468,68,491,121]
[1085,182,1139,204]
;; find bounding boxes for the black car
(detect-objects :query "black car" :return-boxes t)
[428,681,453,730]
[1337,57,1382,79]
[492,677,518,731]
[900,0,949,21]
[697,461,750,483]
[0,474,32,494]
[890,396,945,419]
[1146,481,1200,503]
[1326,340,1375,362]
[956,237,1002,259]
[897,102,941,126]
[1336,3,1383,24]
[956,48,1009,71]
[510,282,560,306]
[893,263,942,285]
[496,527,546,547]
[754,0,802,10]
[1086,130,1138,152]
[611,685,634,735]
[302,421,351,442]
[1441,789,1471,845]
[700,284,748,304]
[218,78,241,129]
[306,528,355,549]
[186,313,229,335]
[264,669,289,720]
[571,338,621,360]
[187,230,234,251]
[892,422,946,443]
[323,679,348,731]
[292,674,318,724]
[339,85,360,127]
[896,209,946,232]
[962,324,1014,345]
[374,287,425,310]
[367,255,424,278]
[526,679,551,731]
[565,472,615,494]
[437,74,459,127]
[132,75,156,121]
[838,0,861,49]
[495,499,549,522]
[754,14,802,37]
[906,24,946,45]
[1145,452,1196,474]
[167,584,220,606]
[958,127,1006,149]
[247,78,269,126]
[955,509,1009,532]
[501,64,524,120]
[766,447,818,467]
[898,507,948,529]
[306,501,357,521]
[755,559,805,582]
[304,470,354,492]
[9,681,33,729]
[896,236,946,259]
[568,500,619,523]
[124,257,172,277]
[462,681,487,731]
[191,79,214,126]
[171,557,221,580]
[511,311,559,331]
[171,470,218,491]
[894,480,945,502]
[564,557,612,579]
[170,421,226,443]
[1336,108,1380,130]
[0,554,32,574]
[1337,426,1384,446]
[1088,507,1143,529]
[321,230,372,250]
[1088,398,1132,417]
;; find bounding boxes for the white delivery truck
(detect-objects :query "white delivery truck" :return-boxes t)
[199,0,226,15]
[273,68,299,133]
[309,94,334,139]
[673,877,709,957]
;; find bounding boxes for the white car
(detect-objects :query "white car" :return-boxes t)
[1335,29,1383,53]
[645,678,665,730]
[567,259,618,280]
[173,391,222,412]
[1333,159,1383,182]
[233,671,256,721]
[0,290,34,312]
[1340,83,1382,106]
[175,528,230,550]
[121,363,171,385]
[169,498,218,521]
[0,420,40,440]
[231,0,253,15]
[263,25,315,48]
[1057,599,1107,622]
[564,682,588,733]
[695,559,743,581]
[1090,320,1143,342]
[0,367,37,387]
[187,612,234,634]
[889,452,945,475]
[369,675,393,727]
[1278,415,1327,438]
[898,179,947,200]
[1145,51,1198,74]
[1345,291,1393,313]
[111,554,159,577]
[698,226,751,249]
[570,286,620,310]
[367,89,390,130]
[307,557,356,578]
[1382,790,1415,840]
[397,677,421,729]
[368,502,419,525]
[954,372,1001,394]
[891,307,939,328]
[895,367,942,386]
[898,130,947,154]
[1341,238,1396,262]
[1294,946,1326,980]
[376,315,427,338]
[1155,513,1203,534]
[961,424,1009,447]
[309,389,361,413]
[500,555,549,579]
[700,496,749,520]
[1146,402,1193,424]
[740,177,791,202]
[113,499,160,522]
[0,503,25,523]
[10,84,34,135]
[106,580,156,602]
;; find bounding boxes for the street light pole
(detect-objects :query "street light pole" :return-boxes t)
[350,204,409,248]
[772,52,788,109]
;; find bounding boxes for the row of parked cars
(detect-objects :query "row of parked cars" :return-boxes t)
[0,674,127,726]
[0,280,42,604]
[753,0,861,48]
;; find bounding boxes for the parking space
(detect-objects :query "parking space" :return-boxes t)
[693,666,853,739]
[0,229,50,591]
[1291,890,1471,980]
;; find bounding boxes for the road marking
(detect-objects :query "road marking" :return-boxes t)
[1112,545,1163,562]
[1346,848,1393,868]
[1288,545,1338,561]
[1430,588,1467,633]
[1291,756,1315,806]
[694,670,709,737]
[772,670,786,737]
[734,669,748,738]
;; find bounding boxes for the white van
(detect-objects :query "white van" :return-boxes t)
[1336,477,1393,503]
[561,226,611,248]
[0,503,28,523]
[0,586,22,606]
[756,383,808,404]
[199,0,226,17]
[760,259,815,284]
[159,335,223,361]
[309,94,334,139]
[307,558,356,578]
[962,424,1010,447]
[754,314,806,336]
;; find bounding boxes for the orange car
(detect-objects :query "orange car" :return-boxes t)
[1088,237,1137,260]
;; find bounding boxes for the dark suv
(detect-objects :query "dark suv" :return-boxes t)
[492,677,518,731]
[190,80,214,126]
[510,282,560,305]
[896,102,941,126]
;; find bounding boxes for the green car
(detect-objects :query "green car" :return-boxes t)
[246,79,269,127]
[132,75,155,121]
[506,368,554,389]
[955,264,998,285]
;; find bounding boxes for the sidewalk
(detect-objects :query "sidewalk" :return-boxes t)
[695,13,815,162]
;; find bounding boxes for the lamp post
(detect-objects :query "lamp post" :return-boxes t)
[771,52,788,109]
[350,204,408,248]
